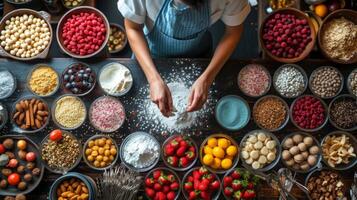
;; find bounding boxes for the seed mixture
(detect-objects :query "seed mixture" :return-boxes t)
[238,64,270,97]
[292,96,326,130]
[253,96,287,130]
[321,17,357,61]
[0,70,15,99]
[310,67,342,98]
[41,132,80,171]
[274,65,305,98]
[54,96,86,128]
[307,170,345,200]
[28,66,58,96]
[349,70,357,96]
[330,97,357,129]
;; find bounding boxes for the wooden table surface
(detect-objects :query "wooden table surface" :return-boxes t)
[0,58,356,200]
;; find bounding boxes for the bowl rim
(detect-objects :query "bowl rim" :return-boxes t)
[98,62,133,97]
[214,95,251,131]
[61,62,97,97]
[0,67,17,100]
[181,166,221,200]
[252,95,290,132]
[328,94,357,131]
[280,132,322,174]
[56,6,110,59]
[82,134,119,171]
[289,94,329,132]
[0,102,8,130]
[10,95,50,133]
[51,94,87,130]
[119,131,160,172]
[161,134,198,171]
[347,68,357,97]
[239,129,282,172]
[26,64,60,97]
[108,23,128,54]
[40,130,83,174]
[237,63,272,98]
[273,63,308,98]
[144,167,182,200]
[199,133,240,174]
[320,131,357,170]
[308,66,344,99]
[317,9,357,64]
[88,95,126,133]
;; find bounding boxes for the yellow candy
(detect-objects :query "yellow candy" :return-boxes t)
[207,138,218,148]
[211,158,221,169]
[203,146,213,155]
[203,154,214,165]
[226,145,238,156]
[212,147,225,159]
[218,138,229,149]
[221,158,233,169]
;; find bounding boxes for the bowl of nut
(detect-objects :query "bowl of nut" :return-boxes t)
[107,23,127,54]
[321,131,357,170]
[0,9,52,60]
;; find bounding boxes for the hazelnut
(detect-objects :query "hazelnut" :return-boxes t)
[301,151,309,160]
[285,158,295,166]
[282,150,291,160]
[309,146,319,155]
[17,165,26,174]
[303,136,313,147]
[292,134,303,144]
[26,162,35,170]
[1,168,12,176]
[294,154,304,163]
[24,173,32,182]
[300,162,310,171]
[298,143,307,152]
[15,194,26,200]
[308,155,317,166]
[17,150,27,160]
[289,146,300,155]
[32,168,40,176]
[17,181,27,191]
[3,139,14,149]
[283,138,294,149]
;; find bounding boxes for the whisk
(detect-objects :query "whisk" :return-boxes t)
[97,164,142,200]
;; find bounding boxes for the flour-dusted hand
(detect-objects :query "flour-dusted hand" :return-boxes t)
[187,76,210,112]
[149,79,173,117]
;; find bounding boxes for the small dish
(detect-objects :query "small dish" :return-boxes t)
[0,68,17,100]
[309,66,344,99]
[26,64,60,97]
[107,23,127,54]
[215,95,250,131]
[328,94,357,131]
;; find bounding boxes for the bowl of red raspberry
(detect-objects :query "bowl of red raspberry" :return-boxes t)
[162,135,198,171]
[290,95,328,132]
[56,6,110,58]
[259,8,316,63]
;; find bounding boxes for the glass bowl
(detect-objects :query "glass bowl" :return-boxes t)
[328,94,357,131]
[26,64,60,97]
[309,66,344,99]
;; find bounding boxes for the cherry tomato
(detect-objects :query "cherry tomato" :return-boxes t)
[8,173,20,186]
[0,144,5,154]
[26,152,36,162]
[49,129,63,141]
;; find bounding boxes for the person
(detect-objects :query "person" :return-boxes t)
[118,0,250,117]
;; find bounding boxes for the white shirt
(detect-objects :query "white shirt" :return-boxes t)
[117,0,251,33]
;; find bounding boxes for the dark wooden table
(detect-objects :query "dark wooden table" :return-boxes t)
[0,58,356,200]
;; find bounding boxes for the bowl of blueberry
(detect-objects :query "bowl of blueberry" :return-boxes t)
[62,63,96,96]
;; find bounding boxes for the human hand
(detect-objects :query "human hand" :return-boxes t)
[187,76,211,112]
[149,79,173,117]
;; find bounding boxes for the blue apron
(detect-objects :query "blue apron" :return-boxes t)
[146,0,211,58]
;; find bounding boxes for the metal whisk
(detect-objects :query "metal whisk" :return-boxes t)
[97,164,142,200]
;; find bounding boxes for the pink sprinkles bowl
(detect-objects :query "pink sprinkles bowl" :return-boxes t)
[89,96,126,132]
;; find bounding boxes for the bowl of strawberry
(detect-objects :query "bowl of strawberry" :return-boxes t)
[145,167,181,200]
[182,166,221,200]
[162,135,198,171]
[222,168,260,200]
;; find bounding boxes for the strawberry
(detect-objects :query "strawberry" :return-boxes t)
[167,191,176,200]
[169,139,179,149]
[179,157,189,167]
[176,146,186,157]
[247,182,254,189]
[167,174,176,183]
[210,180,220,190]
[189,191,199,200]
[198,167,208,176]
[175,135,183,142]
[154,183,162,191]
[146,188,156,198]
[163,185,170,193]
[233,190,242,200]
[224,187,233,197]
[185,150,195,161]
[231,169,241,179]
[188,146,195,152]
[193,170,201,180]
[200,191,210,200]
[167,156,178,167]
[155,191,166,200]
[164,144,175,156]
[242,190,256,199]
[184,182,193,191]
[202,174,214,182]
[145,177,154,187]
[232,180,242,191]
[198,183,208,191]
[179,140,188,148]
[187,175,194,182]
[153,170,162,179]
[201,178,210,187]
[193,179,201,190]
[158,176,169,185]
[170,182,179,191]
[223,176,233,187]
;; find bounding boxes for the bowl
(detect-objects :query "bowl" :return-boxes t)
[273,64,308,98]
[61,62,96,97]
[347,68,357,96]
[56,6,110,59]
[49,172,97,200]
[237,64,271,98]
[240,130,281,172]
[259,8,316,63]
[6,0,32,5]
[200,133,239,174]
[161,134,198,171]
[26,64,60,97]
[51,94,87,130]
[281,132,322,173]
[215,95,250,131]
[88,96,126,133]
[98,62,133,97]
[0,135,45,196]
[61,0,86,9]
[0,9,52,60]
[40,130,82,174]
[107,23,127,54]
[182,166,221,200]
[120,131,160,172]
[252,95,289,132]
[318,9,357,64]
[309,66,344,99]
[321,131,357,170]
[145,167,181,200]
[83,134,119,170]
[328,94,357,131]
[289,95,329,132]
[0,102,8,130]
[0,68,17,100]
[11,96,50,133]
